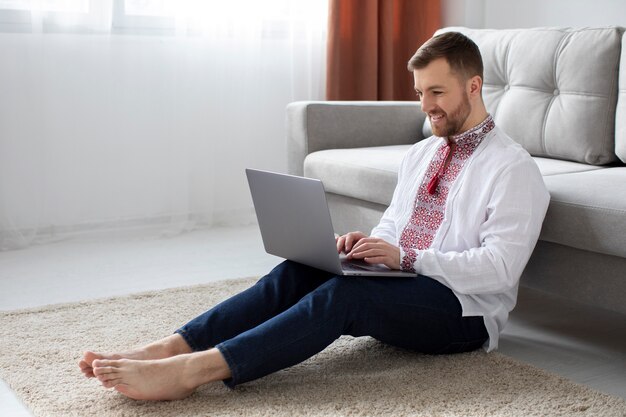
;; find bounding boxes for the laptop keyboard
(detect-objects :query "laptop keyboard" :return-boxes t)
[341,260,382,272]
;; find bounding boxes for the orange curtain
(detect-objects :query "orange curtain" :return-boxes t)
[326,0,441,101]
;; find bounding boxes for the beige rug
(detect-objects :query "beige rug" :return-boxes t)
[1,277,625,417]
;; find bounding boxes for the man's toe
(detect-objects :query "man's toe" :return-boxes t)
[83,351,102,366]
[79,360,95,377]
[93,365,118,376]
[97,369,118,380]
[92,359,114,368]
[102,379,121,389]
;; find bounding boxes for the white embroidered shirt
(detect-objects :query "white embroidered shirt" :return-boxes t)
[370,117,550,351]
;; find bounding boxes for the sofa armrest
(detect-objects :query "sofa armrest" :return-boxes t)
[286,101,425,176]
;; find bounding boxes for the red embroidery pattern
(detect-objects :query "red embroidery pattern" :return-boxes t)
[403,248,418,270]
[399,115,495,272]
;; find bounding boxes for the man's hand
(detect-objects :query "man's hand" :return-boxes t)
[346,237,401,270]
[336,231,368,254]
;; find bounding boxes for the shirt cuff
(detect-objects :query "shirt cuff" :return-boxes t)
[400,247,418,273]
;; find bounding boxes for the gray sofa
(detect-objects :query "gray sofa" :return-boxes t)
[286,26,626,315]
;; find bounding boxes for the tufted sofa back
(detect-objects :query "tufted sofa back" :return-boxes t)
[422,27,625,165]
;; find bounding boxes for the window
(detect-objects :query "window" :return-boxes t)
[112,0,176,35]
[0,0,328,36]
[0,0,107,32]
[0,0,88,12]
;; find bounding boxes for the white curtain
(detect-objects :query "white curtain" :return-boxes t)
[0,0,328,250]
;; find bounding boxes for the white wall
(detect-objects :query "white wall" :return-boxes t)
[442,0,486,29]
[443,0,626,29]
[0,32,325,239]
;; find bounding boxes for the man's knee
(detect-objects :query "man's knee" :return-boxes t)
[281,259,325,273]
[258,260,329,292]
[321,276,366,305]
[312,277,371,335]
[257,261,291,289]
[263,260,309,282]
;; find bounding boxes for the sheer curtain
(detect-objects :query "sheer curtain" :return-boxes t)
[0,0,328,250]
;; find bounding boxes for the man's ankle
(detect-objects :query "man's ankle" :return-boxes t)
[165,334,193,356]
[184,349,232,388]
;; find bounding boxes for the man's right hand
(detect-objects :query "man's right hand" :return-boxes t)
[336,231,368,254]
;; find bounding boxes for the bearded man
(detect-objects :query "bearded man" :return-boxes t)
[80,31,550,401]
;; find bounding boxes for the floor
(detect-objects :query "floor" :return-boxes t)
[1,225,625,416]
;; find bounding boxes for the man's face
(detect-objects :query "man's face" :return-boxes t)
[413,58,472,138]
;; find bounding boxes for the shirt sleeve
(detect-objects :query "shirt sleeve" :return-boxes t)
[409,160,550,294]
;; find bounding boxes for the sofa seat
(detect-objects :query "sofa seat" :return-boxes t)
[304,145,410,206]
[304,147,605,206]
[532,157,605,176]
[541,168,626,258]
[305,146,625,260]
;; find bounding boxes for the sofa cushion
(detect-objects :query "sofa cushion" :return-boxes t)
[303,145,410,206]
[532,157,604,176]
[431,27,624,165]
[540,168,626,258]
[305,148,608,207]
[306,146,625,259]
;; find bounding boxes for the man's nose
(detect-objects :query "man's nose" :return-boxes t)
[420,96,433,114]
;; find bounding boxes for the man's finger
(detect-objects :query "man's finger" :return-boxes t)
[349,242,372,256]
[350,248,386,259]
[343,235,351,252]
[362,256,388,264]
[345,234,360,251]
[336,236,345,253]
[352,240,385,253]
[351,237,377,252]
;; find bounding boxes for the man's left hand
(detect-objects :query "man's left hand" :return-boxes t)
[347,238,401,270]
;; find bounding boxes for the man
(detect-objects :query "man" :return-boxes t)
[79,32,550,401]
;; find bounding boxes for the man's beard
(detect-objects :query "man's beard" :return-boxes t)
[430,92,471,138]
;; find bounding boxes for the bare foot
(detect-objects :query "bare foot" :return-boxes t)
[92,349,231,401]
[79,334,192,379]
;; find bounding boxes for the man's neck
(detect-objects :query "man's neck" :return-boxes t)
[448,107,489,143]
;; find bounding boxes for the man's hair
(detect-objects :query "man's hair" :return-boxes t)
[407,32,483,82]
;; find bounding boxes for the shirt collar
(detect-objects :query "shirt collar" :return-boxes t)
[445,114,495,146]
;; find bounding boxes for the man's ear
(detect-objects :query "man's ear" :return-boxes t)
[467,75,482,98]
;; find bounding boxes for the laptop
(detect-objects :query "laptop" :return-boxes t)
[246,168,416,277]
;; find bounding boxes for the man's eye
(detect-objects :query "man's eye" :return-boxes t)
[433,91,443,95]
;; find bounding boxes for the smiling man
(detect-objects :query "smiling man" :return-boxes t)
[412,34,483,138]
[80,32,550,401]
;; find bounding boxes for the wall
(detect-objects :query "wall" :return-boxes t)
[0,31,325,241]
[443,0,626,29]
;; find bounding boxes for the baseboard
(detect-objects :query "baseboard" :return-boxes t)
[0,207,258,250]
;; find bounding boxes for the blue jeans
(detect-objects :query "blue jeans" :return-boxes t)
[175,260,488,388]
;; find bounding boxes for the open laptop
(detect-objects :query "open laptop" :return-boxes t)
[246,168,416,277]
